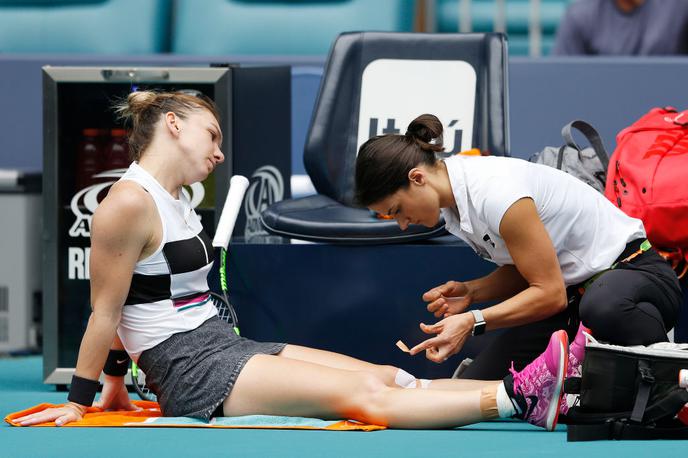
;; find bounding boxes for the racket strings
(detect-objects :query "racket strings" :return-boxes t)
[210,292,238,326]
[130,362,157,402]
[211,248,239,328]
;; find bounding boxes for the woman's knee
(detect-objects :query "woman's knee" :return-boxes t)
[579,296,620,330]
[580,291,668,344]
[342,371,392,422]
[365,364,400,387]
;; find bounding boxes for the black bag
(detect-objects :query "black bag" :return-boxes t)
[529,120,609,193]
[565,339,688,441]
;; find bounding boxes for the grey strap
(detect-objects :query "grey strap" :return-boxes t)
[560,120,610,170]
[556,145,567,170]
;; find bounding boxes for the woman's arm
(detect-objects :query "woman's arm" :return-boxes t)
[74,189,150,377]
[480,197,567,329]
[17,183,154,425]
[423,266,528,318]
[411,197,567,362]
[464,265,529,303]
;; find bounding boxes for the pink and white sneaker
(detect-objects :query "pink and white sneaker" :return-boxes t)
[504,330,569,431]
[560,322,592,415]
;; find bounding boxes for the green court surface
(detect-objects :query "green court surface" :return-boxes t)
[1,356,685,457]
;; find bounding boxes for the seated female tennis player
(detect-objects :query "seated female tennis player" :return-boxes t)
[16,91,586,431]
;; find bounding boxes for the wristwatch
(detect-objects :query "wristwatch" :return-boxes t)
[469,309,486,336]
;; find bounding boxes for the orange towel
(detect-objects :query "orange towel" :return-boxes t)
[5,401,385,431]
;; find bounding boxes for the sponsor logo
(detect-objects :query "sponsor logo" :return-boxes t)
[664,112,686,124]
[644,130,688,158]
[244,165,284,239]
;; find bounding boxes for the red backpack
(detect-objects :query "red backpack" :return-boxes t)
[605,107,688,273]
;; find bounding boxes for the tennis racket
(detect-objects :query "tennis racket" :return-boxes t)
[131,175,250,401]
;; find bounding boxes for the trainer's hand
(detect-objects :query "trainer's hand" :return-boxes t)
[15,402,87,427]
[409,313,474,363]
[94,375,139,412]
[423,281,472,318]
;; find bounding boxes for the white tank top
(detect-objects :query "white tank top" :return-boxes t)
[116,162,217,360]
[440,155,646,286]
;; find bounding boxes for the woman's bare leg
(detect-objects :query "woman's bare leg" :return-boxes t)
[278,344,499,390]
[223,354,497,429]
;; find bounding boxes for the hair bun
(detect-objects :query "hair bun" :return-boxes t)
[127,91,157,114]
[406,114,444,153]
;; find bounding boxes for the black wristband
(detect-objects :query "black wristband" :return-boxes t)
[67,375,100,407]
[103,349,130,376]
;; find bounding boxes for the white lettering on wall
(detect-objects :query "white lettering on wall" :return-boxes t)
[68,247,91,280]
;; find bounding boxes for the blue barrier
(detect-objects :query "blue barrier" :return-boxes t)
[5,56,688,171]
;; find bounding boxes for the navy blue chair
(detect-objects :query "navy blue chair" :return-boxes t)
[261,32,510,244]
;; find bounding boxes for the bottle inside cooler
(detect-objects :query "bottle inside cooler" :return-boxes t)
[104,128,130,172]
[75,128,104,191]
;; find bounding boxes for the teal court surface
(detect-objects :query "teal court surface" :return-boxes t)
[1,356,685,457]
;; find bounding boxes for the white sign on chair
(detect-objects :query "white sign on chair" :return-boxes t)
[357,59,477,156]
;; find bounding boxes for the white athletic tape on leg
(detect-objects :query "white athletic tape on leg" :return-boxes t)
[395,369,417,388]
[419,379,431,389]
[496,382,516,418]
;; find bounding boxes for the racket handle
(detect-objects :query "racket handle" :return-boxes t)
[213,175,249,249]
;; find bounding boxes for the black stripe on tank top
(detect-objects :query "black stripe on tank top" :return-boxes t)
[162,230,214,275]
[124,273,171,305]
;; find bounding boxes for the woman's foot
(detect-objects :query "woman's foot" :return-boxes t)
[503,330,569,431]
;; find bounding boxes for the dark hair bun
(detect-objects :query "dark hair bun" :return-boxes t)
[406,114,444,153]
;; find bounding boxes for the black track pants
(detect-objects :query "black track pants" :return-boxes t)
[459,242,682,381]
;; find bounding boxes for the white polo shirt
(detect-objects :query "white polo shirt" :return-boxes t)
[440,155,646,286]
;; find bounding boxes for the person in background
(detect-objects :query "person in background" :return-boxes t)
[553,0,688,56]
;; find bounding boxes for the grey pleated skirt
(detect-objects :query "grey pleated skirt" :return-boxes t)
[137,315,286,420]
